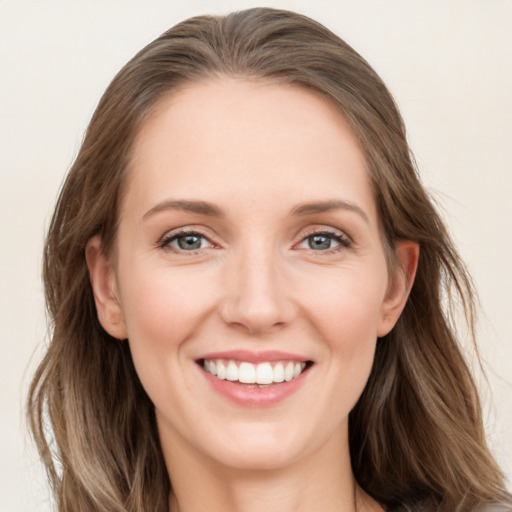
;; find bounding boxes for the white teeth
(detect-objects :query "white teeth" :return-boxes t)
[226,361,238,381]
[216,361,226,380]
[202,359,308,384]
[239,362,256,383]
[256,362,274,384]
[273,362,285,383]
[284,362,294,382]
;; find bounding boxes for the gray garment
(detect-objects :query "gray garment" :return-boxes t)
[391,502,512,512]
[477,506,512,512]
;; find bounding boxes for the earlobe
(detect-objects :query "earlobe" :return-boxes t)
[377,241,419,337]
[85,236,128,340]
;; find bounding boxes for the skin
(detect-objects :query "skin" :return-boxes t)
[87,78,418,512]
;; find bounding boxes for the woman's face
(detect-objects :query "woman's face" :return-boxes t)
[89,78,416,472]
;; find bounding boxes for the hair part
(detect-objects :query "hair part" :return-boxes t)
[28,7,510,512]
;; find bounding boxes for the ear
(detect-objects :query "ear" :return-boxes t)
[85,235,128,340]
[377,240,419,337]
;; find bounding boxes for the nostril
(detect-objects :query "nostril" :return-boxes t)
[218,279,296,334]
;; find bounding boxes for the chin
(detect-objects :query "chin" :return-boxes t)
[198,419,333,472]
[210,441,303,472]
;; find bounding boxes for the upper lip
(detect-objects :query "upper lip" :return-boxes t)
[197,350,312,364]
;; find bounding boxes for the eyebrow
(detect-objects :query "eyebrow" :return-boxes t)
[289,200,369,223]
[143,199,224,219]
[143,198,368,223]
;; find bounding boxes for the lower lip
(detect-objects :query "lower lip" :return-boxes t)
[199,365,310,407]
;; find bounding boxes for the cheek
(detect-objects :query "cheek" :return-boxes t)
[298,264,387,394]
[324,286,382,374]
[115,263,222,428]
[116,262,218,379]
[299,263,387,342]
[119,259,213,333]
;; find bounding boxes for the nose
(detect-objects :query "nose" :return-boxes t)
[219,245,296,335]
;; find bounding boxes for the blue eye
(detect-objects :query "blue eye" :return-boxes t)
[298,231,350,252]
[307,234,336,250]
[160,231,212,252]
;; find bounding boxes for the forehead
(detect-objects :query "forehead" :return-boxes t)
[124,77,376,222]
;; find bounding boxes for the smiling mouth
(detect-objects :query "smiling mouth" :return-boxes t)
[198,359,314,386]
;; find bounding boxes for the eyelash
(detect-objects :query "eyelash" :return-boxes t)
[158,229,214,253]
[158,228,352,254]
[298,229,352,253]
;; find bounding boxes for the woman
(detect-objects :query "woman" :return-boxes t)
[27,7,511,512]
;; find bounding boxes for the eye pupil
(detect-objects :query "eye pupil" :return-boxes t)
[178,234,202,250]
[309,234,331,250]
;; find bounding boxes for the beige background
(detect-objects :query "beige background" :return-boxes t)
[1,1,510,510]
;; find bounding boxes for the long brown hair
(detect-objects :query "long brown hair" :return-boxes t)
[28,8,510,512]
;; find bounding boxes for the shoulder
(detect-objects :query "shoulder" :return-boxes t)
[476,505,512,512]
[476,495,512,512]
[388,501,512,512]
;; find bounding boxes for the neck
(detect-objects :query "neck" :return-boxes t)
[164,429,381,512]
[169,467,355,512]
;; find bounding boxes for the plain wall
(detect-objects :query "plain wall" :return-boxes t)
[1,1,510,510]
